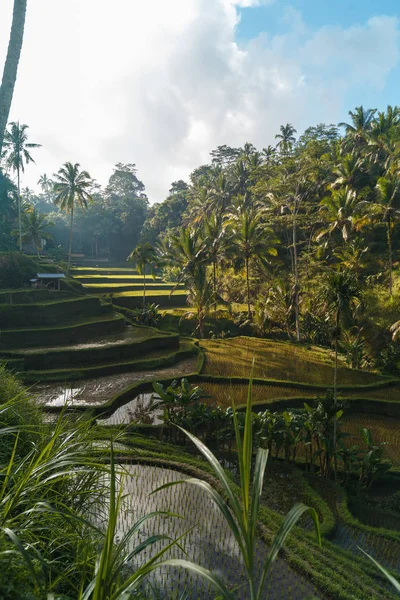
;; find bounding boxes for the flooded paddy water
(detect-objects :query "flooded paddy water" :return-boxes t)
[33,356,198,407]
[108,464,322,599]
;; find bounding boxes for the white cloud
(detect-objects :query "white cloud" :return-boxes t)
[231,0,276,6]
[0,1,398,202]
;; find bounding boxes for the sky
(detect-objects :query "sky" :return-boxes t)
[0,0,399,203]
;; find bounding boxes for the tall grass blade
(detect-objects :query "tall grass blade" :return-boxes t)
[257,503,321,600]
[360,548,400,593]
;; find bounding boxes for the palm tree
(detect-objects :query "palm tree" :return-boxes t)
[0,0,27,154]
[53,162,92,271]
[334,239,368,280]
[203,211,227,304]
[368,174,400,296]
[182,263,216,338]
[316,186,362,244]
[225,197,278,319]
[269,175,312,341]
[38,173,54,200]
[3,122,41,251]
[160,228,211,337]
[339,105,377,137]
[320,270,363,480]
[275,123,297,155]
[127,242,157,304]
[20,208,53,259]
[331,153,368,192]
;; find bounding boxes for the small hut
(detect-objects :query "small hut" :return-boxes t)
[31,273,65,291]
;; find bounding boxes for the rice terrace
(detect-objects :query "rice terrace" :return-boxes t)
[2,0,400,598]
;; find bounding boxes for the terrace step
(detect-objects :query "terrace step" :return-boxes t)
[78,279,176,287]
[112,291,187,309]
[1,327,179,370]
[0,313,126,348]
[0,296,112,329]
[70,267,141,276]
[25,341,196,384]
[75,274,161,281]
[81,283,183,294]
[0,289,76,305]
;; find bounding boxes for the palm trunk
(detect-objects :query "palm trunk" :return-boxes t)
[293,210,300,341]
[67,206,74,272]
[143,270,146,305]
[213,260,217,314]
[333,335,338,483]
[0,0,27,154]
[17,164,21,252]
[387,218,393,297]
[246,256,251,320]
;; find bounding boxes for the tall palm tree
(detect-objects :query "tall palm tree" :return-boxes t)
[269,175,312,341]
[53,162,92,271]
[127,242,157,304]
[160,228,211,336]
[320,270,363,481]
[0,0,27,154]
[225,197,278,319]
[369,174,400,296]
[3,122,41,251]
[275,123,297,155]
[38,173,54,200]
[203,211,227,302]
[20,208,53,259]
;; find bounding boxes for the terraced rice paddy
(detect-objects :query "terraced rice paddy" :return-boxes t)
[35,355,198,407]
[200,338,388,386]
[343,414,400,467]
[333,523,400,572]
[199,381,312,408]
[110,465,322,599]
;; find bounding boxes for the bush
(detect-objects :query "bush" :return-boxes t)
[0,364,41,460]
[0,252,38,289]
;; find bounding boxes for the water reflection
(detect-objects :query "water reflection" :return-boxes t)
[98,393,163,426]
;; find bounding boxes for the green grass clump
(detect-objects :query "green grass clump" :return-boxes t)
[0,252,38,289]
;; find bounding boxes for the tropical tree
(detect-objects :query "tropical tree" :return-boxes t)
[127,242,157,304]
[339,105,377,147]
[275,123,297,155]
[3,122,41,251]
[0,0,27,154]
[160,227,212,336]
[316,186,363,245]
[20,208,53,258]
[225,197,278,319]
[53,162,93,271]
[182,263,216,338]
[268,174,312,341]
[320,270,363,480]
[38,173,54,201]
[368,174,400,296]
[203,211,227,303]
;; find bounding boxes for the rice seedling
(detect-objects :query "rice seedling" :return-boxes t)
[199,381,312,408]
[200,338,387,386]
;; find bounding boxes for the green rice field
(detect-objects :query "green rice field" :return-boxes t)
[200,337,389,386]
